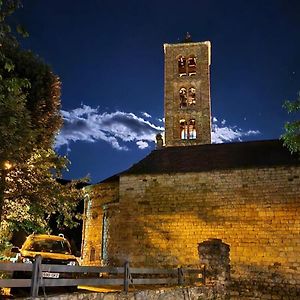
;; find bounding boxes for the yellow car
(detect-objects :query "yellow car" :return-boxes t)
[12,233,78,271]
[11,233,79,295]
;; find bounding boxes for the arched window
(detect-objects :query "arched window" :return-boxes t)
[189,119,196,139]
[179,87,187,108]
[178,56,186,76]
[187,55,196,76]
[180,119,196,140]
[188,87,196,105]
[180,119,188,139]
[90,247,95,262]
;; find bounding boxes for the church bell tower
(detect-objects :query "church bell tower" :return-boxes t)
[163,37,211,147]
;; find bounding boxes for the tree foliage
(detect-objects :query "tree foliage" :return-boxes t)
[4,150,83,230]
[282,92,300,154]
[0,0,85,242]
[2,44,62,147]
[0,0,34,164]
[0,67,33,164]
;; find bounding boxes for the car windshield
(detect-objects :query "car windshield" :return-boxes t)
[23,239,71,254]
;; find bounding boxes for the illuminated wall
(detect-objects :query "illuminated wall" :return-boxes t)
[81,180,118,266]
[83,165,300,287]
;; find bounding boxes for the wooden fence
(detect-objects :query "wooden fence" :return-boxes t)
[0,256,206,298]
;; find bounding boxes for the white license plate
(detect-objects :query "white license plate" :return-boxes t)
[42,272,60,278]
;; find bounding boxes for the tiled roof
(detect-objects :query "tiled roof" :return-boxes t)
[99,140,299,183]
[126,139,299,174]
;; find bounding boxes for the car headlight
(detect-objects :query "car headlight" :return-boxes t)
[67,260,78,266]
[22,257,33,264]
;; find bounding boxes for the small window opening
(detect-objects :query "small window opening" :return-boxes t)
[188,87,196,105]
[178,56,186,76]
[101,212,108,260]
[90,247,95,262]
[187,56,196,76]
[189,119,196,139]
[179,87,187,108]
[180,119,188,139]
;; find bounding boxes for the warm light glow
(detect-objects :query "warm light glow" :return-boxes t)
[3,161,13,170]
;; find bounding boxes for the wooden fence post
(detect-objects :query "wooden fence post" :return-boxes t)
[30,255,42,298]
[124,261,129,293]
[178,267,184,285]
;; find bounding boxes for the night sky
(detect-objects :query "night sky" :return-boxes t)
[15,0,300,183]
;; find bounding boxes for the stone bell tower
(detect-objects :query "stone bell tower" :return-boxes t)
[164,36,211,147]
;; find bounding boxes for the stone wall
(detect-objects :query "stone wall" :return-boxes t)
[32,285,227,300]
[82,181,119,265]
[198,239,230,284]
[164,42,211,147]
[97,166,300,288]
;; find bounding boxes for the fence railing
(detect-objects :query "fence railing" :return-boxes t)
[0,256,206,298]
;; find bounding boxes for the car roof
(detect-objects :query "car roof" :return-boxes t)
[25,234,68,242]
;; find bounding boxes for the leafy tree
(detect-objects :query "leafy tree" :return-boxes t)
[5,149,83,231]
[2,44,62,147]
[282,92,300,153]
[0,0,35,225]
[0,0,85,244]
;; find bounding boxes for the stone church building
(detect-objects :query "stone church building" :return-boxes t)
[82,40,300,288]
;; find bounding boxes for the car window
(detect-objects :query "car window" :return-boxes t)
[24,240,71,254]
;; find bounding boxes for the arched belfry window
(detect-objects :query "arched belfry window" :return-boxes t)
[180,119,196,140]
[178,56,186,77]
[180,119,188,139]
[179,87,187,108]
[180,87,196,108]
[188,87,196,105]
[189,119,196,139]
[187,55,196,76]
